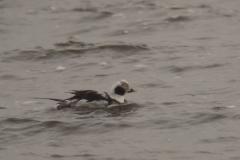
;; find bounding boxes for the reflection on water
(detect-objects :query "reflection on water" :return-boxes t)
[1,0,240,159]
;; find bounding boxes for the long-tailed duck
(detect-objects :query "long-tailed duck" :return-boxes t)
[41,79,136,110]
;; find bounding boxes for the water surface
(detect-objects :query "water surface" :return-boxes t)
[1,0,240,160]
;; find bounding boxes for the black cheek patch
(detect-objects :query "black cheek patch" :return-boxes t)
[114,86,125,96]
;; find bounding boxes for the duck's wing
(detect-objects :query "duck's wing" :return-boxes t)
[67,90,109,102]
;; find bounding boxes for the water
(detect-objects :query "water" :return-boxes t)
[1,0,240,159]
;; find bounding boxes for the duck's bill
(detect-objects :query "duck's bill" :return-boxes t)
[128,88,136,93]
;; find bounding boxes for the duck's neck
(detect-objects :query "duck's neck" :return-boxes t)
[110,93,125,103]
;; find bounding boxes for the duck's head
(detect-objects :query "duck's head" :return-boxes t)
[110,79,136,96]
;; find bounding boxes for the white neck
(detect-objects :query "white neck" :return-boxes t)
[110,81,121,94]
[110,93,125,103]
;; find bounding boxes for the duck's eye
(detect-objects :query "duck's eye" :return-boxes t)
[125,85,128,88]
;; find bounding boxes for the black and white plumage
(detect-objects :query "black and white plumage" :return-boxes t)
[42,80,136,110]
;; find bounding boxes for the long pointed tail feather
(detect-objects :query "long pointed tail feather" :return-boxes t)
[34,97,63,102]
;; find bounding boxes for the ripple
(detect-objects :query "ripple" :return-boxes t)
[72,7,97,12]
[195,87,234,96]
[0,74,19,80]
[199,136,240,143]
[189,113,227,125]
[79,11,113,22]
[51,154,65,158]
[0,110,135,136]
[139,82,173,88]
[166,63,226,73]
[55,41,149,52]
[165,15,192,22]
[54,41,94,48]
[2,118,39,124]
[42,120,66,128]
[161,102,179,106]
[51,153,96,158]
[2,41,149,62]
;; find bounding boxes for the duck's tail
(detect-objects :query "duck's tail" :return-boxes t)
[35,98,63,102]
[35,98,71,110]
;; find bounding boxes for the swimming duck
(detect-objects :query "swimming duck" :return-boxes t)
[42,79,136,110]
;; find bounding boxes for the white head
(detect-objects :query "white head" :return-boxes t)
[110,79,136,96]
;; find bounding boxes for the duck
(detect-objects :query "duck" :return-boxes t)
[41,79,136,110]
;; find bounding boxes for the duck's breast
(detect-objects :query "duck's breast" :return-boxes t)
[75,100,109,108]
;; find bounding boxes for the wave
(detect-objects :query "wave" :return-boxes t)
[2,41,149,62]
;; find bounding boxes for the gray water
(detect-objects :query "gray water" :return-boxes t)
[1,0,240,159]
